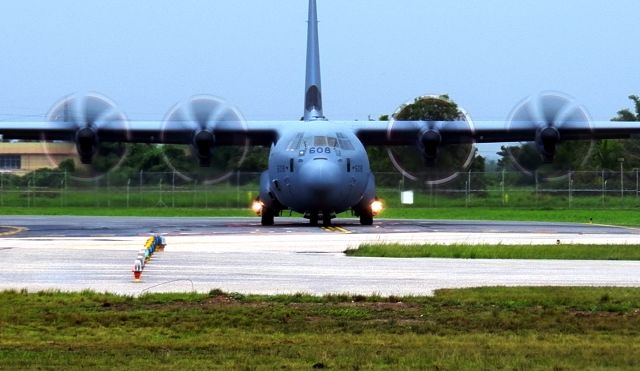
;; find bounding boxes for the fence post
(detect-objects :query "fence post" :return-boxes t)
[27,179,31,208]
[636,168,640,202]
[126,178,130,208]
[205,179,208,209]
[429,184,434,208]
[172,171,176,208]
[1,172,4,207]
[602,170,606,206]
[157,179,165,207]
[60,177,64,208]
[620,162,624,201]
[139,170,143,207]
[236,171,240,208]
[106,172,110,208]
[467,171,471,207]
[501,170,505,206]
[63,170,67,208]
[534,170,538,207]
[464,181,468,208]
[95,177,99,208]
[568,171,573,208]
[193,180,197,208]
[32,171,36,208]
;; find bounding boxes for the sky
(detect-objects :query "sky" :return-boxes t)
[0,0,638,158]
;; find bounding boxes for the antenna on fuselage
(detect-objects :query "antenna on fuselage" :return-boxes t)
[303,0,325,122]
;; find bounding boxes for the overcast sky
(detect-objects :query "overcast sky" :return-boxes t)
[0,0,638,157]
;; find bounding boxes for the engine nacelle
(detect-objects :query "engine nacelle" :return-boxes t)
[418,129,442,165]
[193,130,216,167]
[536,127,560,163]
[75,127,98,165]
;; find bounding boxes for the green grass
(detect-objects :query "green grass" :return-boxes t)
[346,243,640,260]
[0,206,255,217]
[379,207,640,226]
[1,287,640,369]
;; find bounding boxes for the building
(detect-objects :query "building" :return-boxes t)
[0,142,77,175]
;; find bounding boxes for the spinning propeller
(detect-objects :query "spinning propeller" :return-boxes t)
[45,93,130,181]
[161,95,249,185]
[387,95,476,185]
[506,92,594,180]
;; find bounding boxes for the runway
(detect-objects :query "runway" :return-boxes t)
[1,216,640,296]
[2,215,639,238]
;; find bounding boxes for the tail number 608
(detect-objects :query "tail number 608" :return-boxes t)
[308,147,331,155]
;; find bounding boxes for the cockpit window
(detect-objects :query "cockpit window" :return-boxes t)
[314,136,328,146]
[311,136,339,148]
[286,133,304,151]
[296,134,354,150]
[337,132,354,150]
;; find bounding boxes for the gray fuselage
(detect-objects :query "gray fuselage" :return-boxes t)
[259,124,375,216]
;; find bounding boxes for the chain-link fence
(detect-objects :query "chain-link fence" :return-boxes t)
[1,170,639,209]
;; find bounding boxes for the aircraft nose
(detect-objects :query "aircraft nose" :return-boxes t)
[298,159,342,199]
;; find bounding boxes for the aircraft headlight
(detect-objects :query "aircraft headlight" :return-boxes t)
[370,199,384,215]
[251,200,264,215]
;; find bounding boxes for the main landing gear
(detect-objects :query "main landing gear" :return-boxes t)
[261,207,275,226]
[359,209,374,226]
[355,197,382,226]
[254,197,278,226]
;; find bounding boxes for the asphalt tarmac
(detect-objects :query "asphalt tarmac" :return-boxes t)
[1,216,640,296]
[0,216,638,238]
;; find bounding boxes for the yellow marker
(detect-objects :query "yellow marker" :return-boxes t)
[0,226,28,237]
[320,226,351,234]
[334,227,352,234]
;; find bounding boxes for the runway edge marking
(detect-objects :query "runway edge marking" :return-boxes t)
[0,226,28,237]
[588,223,640,233]
[321,226,352,234]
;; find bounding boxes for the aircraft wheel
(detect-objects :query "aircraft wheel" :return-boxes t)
[261,209,275,226]
[309,213,319,226]
[322,213,332,227]
[360,211,374,226]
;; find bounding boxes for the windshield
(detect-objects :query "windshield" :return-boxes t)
[295,133,354,150]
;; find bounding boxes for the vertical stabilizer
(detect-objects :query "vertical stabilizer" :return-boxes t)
[304,0,325,121]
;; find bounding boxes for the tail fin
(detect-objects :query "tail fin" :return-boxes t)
[303,0,325,121]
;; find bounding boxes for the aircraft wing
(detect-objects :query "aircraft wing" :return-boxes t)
[0,121,79,142]
[0,120,282,146]
[345,120,640,146]
[2,120,640,147]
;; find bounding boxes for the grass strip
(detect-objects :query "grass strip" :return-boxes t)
[1,287,640,369]
[380,207,640,227]
[0,207,255,217]
[346,243,640,260]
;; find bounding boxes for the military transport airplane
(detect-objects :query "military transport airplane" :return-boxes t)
[1,0,640,227]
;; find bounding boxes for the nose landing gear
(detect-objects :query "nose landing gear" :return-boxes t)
[307,212,334,226]
[309,213,319,226]
[322,213,332,227]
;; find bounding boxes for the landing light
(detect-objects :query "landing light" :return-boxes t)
[371,199,384,215]
[251,200,264,215]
